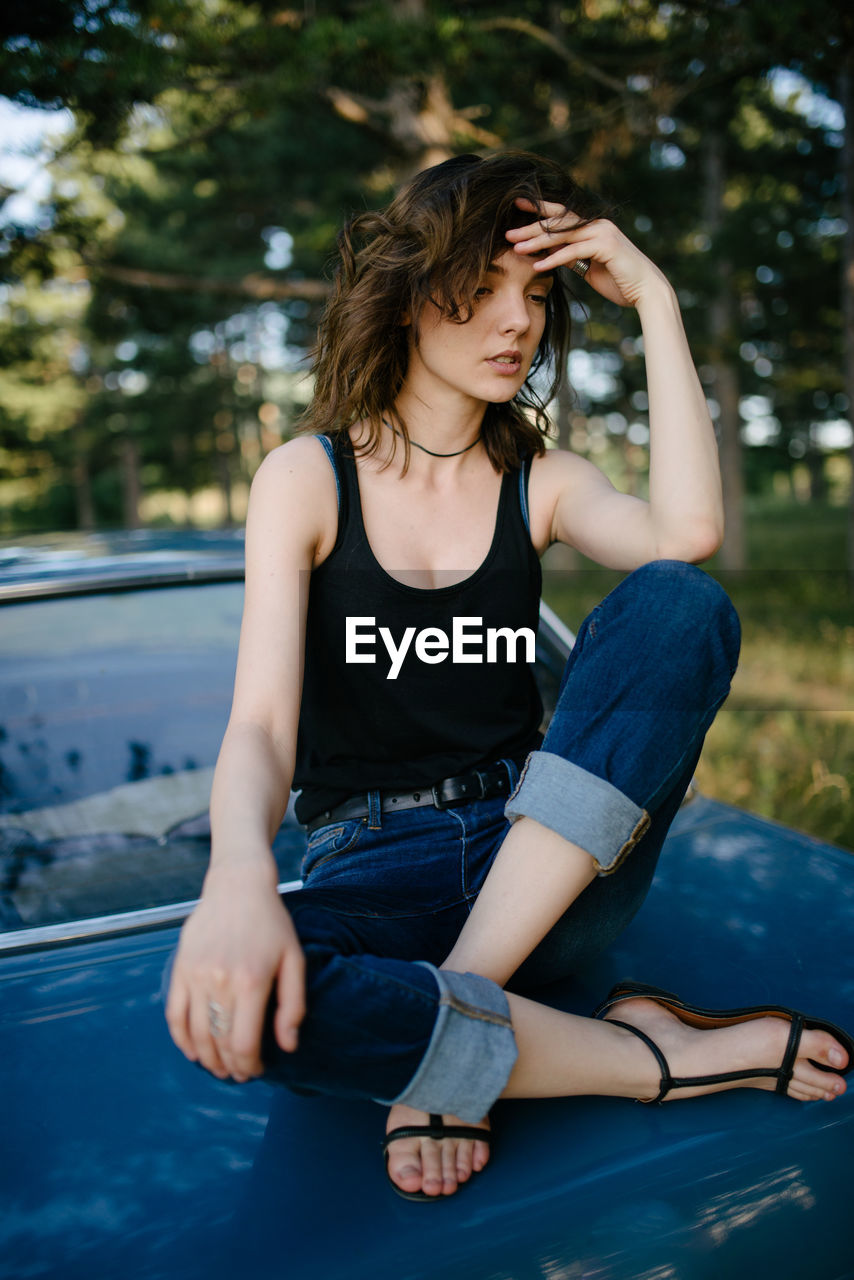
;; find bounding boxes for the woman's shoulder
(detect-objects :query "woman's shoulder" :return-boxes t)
[254,432,337,476]
[528,445,611,496]
[251,434,342,498]
[527,445,600,498]
[247,435,340,565]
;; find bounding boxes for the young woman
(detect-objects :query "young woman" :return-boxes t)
[165,152,852,1202]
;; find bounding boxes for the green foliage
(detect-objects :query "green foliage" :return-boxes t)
[0,1,851,538]
[0,4,849,845]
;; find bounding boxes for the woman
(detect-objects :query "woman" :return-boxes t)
[165,152,852,1202]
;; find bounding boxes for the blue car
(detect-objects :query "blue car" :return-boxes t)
[1,533,852,1279]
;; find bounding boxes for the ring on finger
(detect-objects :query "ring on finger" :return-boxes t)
[208,999,233,1038]
[571,258,591,279]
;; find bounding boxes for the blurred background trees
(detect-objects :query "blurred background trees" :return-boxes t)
[1,1,852,848]
[1,0,852,565]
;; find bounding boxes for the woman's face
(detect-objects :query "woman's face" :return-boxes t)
[404,249,552,410]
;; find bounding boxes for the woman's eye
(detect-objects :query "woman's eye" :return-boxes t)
[529,293,549,305]
[474,287,491,299]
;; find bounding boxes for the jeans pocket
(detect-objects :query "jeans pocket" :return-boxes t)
[301,818,366,879]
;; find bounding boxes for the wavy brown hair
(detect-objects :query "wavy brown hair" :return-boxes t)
[301,151,605,471]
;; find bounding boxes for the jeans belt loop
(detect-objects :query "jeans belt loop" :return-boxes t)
[367,788,382,830]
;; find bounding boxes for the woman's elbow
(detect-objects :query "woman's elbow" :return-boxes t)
[656,519,724,565]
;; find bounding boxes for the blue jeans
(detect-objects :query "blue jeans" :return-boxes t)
[257,562,740,1122]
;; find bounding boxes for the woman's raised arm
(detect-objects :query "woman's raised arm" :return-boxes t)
[512,202,724,571]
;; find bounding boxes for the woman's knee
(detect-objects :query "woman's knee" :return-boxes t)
[623,560,740,672]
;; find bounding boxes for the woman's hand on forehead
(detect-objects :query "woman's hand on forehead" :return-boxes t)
[505,196,669,310]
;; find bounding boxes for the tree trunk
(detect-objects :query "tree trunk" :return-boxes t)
[840,61,854,589]
[121,436,141,529]
[703,128,746,571]
[71,422,95,531]
[217,449,234,527]
[806,444,828,503]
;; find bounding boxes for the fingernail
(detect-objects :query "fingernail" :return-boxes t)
[829,1048,845,1067]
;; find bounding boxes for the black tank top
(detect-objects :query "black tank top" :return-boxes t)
[292,433,543,824]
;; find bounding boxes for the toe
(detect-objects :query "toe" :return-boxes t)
[789,1060,847,1101]
[455,1139,473,1184]
[788,1077,843,1103]
[806,1028,849,1073]
[420,1140,445,1197]
[472,1138,491,1173]
[386,1137,428,1195]
[781,1025,849,1102]
[440,1138,460,1194]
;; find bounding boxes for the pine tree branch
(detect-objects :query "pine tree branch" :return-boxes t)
[476,17,630,98]
[138,107,249,156]
[325,78,501,155]
[91,263,330,301]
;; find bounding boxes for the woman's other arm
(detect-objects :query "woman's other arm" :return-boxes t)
[165,437,337,1083]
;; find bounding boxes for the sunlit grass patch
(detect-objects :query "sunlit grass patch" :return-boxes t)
[695,707,852,850]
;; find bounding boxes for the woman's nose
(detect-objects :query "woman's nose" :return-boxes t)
[499,292,530,334]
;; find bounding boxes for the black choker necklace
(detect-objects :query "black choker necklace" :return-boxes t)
[382,418,481,458]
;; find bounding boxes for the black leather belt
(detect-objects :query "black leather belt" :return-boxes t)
[303,760,516,834]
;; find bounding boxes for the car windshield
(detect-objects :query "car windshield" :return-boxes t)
[0,582,305,933]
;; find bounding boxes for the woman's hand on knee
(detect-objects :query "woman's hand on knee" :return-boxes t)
[165,862,305,1082]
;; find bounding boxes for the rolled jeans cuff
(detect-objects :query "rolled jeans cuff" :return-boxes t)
[380,965,518,1123]
[504,750,650,876]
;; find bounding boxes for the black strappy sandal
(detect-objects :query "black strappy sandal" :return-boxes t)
[593,980,854,1104]
[382,1114,493,1202]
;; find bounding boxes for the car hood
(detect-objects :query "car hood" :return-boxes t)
[2,795,853,1280]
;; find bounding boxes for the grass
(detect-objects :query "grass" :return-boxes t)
[542,498,854,853]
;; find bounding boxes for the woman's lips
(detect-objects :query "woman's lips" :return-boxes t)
[486,352,523,375]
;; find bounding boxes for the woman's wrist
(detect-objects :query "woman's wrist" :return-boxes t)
[634,272,678,321]
[635,273,681,325]
[204,843,280,895]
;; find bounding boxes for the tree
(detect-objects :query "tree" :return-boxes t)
[0,1,850,560]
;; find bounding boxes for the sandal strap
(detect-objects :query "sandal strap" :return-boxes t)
[607,1018,672,1103]
[776,1011,804,1095]
[606,1018,786,1101]
[596,982,851,1102]
[382,1115,492,1152]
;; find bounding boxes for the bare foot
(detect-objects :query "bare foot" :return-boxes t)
[384,1104,491,1198]
[603,997,850,1103]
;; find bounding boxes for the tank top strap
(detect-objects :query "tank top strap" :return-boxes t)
[314,432,352,556]
[518,454,533,537]
[316,434,340,510]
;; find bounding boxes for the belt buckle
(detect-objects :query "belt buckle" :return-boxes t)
[432,779,454,809]
[432,770,488,810]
